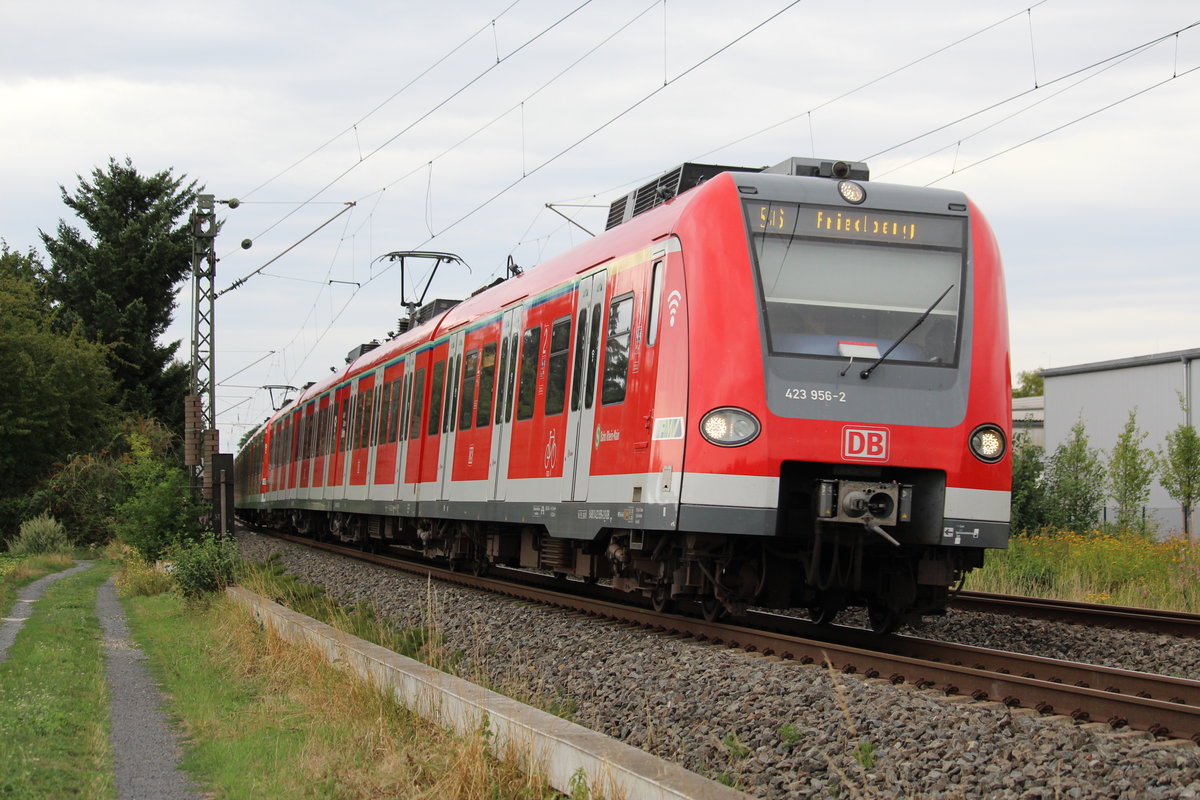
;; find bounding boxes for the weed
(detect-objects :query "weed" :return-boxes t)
[568,767,590,799]
[9,513,71,556]
[779,722,801,746]
[715,771,738,787]
[722,731,751,760]
[853,739,876,769]
[114,552,172,597]
[168,532,239,604]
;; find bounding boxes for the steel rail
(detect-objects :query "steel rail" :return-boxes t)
[950,591,1200,637]
[255,530,1200,742]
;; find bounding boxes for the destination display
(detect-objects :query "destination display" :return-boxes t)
[749,202,963,248]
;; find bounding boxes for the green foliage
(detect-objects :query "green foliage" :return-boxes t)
[21,452,126,547]
[114,427,200,561]
[1012,368,1044,398]
[241,558,431,660]
[39,157,199,430]
[1161,412,1200,537]
[0,243,118,529]
[567,768,590,800]
[1044,418,1106,531]
[8,513,71,556]
[169,532,239,603]
[778,722,802,746]
[853,739,877,769]
[115,550,173,597]
[1107,409,1157,533]
[1010,432,1048,533]
[722,731,751,760]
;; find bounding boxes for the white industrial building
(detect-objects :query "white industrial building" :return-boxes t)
[1042,349,1200,536]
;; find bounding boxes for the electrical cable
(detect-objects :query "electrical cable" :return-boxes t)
[241,0,525,201]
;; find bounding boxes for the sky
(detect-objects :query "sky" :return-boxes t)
[2,0,1198,447]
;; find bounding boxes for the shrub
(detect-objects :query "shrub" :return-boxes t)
[169,532,239,603]
[114,552,172,597]
[9,513,72,555]
[23,454,125,547]
[114,431,201,561]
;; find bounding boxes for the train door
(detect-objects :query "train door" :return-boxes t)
[490,304,526,501]
[563,270,607,501]
[396,352,418,505]
[437,332,464,500]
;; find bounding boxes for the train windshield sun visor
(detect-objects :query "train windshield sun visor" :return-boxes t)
[745,201,965,368]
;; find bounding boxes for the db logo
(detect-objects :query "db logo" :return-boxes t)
[842,426,889,462]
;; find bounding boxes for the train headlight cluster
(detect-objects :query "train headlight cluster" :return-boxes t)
[969,424,1006,463]
[700,408,760,447]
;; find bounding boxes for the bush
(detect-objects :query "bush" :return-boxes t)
[22,453,126,547]
[114,551,172,597]
[9,513,72,555]
[114,431,201,561]
[169,532,239,603]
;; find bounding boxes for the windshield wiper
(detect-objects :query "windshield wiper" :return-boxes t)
[859,284,955,380]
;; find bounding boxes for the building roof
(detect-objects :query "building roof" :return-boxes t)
[1042,348,1200,378]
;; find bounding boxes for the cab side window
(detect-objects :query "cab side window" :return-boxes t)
[601,294,634,405]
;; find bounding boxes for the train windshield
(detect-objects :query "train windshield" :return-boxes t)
[746,201,966,367]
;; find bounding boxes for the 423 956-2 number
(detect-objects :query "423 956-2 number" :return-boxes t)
[784,387,846,403]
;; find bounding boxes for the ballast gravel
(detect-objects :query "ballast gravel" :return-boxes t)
[237,531,1200,799]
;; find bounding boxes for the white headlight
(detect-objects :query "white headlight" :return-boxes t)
[700,408,760,447]
[969,424,1006,463]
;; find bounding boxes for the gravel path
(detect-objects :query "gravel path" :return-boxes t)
[0,560,94,663]
[96,576,200,800]
[238,531,1200,799]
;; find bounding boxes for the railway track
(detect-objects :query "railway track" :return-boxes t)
[949,591,1200,637]
[255,530,1200,743]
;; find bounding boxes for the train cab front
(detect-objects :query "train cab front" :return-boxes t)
[680,157,1012,633]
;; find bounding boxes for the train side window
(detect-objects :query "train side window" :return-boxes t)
[584,300,602,409]
[335,398,346,452]
[408,368,426,440]
[647,260,664,347]
[477,342,496,428]
[570,307,588,412]
[340,398,352,453]
[459,349,479,431]
[516,325,541,421]
[376,381,390,446]
[602,294,634,405]
[494,337,509,426]
[545,316,571,416]
[388,381,403,443]
[359,385,375,450]
[505,331,519,423]
[399,373,412,442]
[447,353,461,433]
[428,361,445,436]
[372,384,387,447]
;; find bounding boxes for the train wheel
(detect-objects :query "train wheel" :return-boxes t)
[700,597,724,623]
[650,586,671,613]
[867,600,905,635]
[807,603,838,626]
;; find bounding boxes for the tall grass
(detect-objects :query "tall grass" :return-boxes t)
[965,529,1200,611]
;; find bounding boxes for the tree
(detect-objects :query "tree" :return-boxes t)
[1107,409,1157,533]
[1161,410,1200,539]
[1010,431,1048,533]
[0,244,119,536]
[1013,368,1044,398]
[1043,418,1106,531]
[39,157,199,431]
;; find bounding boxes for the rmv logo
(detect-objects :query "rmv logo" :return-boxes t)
[842,426,889,462]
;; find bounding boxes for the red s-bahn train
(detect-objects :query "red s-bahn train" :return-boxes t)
[235,156,1011,632]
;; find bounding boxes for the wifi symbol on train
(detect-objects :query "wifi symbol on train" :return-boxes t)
[666,290,682,327]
